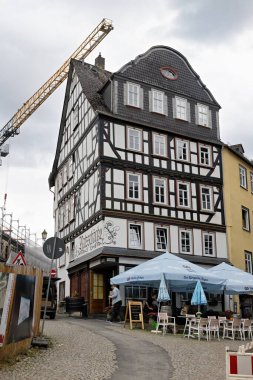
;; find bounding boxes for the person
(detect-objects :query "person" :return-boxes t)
[180,301,190,316]
[108,284,122,323]
[151,293,158,312]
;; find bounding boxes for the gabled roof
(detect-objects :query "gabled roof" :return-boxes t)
[72,59,111,112]
[49,59,111,187]
[117,45,221,107]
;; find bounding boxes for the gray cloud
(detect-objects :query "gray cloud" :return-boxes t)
[150,0,253,44]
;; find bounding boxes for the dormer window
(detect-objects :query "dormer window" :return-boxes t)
[149,89,168,115]
[196,103,212,128]
[124,82,143,109]
[173,96,190,122]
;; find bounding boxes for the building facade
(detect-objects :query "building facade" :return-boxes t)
[223,144,253,317]
[49,46,228,314]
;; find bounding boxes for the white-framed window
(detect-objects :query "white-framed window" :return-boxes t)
[250,172,253,194]
[203,232,215,256]
[200,185,213,211]
[179,229,192,254]
[127,172,142,200]
[68,156,73,179]
[177,182,191,208]
[245,251,253,274]
[128,223,143,249]
[199,145,212,166]
[127,82,140,108]
[196,103,210,127]
[176,139,189,161]
[155,226,168,251]
[149,89,168,115]
[239,165,247,189]
[153,177,167,204]
[153,133,167,157]
[127,127,142,151]
[174,96,190,121]
[242,206,250,231]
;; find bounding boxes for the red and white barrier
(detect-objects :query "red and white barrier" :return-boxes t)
[226,344,253,379]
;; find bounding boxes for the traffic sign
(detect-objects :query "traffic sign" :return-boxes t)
[12,251,26,266]
[43,237,65,259]
[51,269,57,278]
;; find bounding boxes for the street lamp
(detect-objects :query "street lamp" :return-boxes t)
[42,229,48,242]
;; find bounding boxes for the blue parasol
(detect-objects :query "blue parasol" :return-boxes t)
[157,273,170,303]
[191,280,207,313]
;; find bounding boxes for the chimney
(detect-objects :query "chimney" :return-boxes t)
[95,52,105,70]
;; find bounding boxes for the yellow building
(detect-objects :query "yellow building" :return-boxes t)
[223,144,253,317]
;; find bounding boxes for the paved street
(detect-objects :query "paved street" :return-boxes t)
[0,315,240,380]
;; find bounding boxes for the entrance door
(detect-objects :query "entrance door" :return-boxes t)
[90,272,104,314]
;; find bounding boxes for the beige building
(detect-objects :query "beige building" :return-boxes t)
[223,144,253,317]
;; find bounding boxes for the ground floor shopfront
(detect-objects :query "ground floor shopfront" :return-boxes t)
[65,248,229,316]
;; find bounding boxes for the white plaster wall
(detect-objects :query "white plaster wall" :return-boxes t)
[144,222,154,251]
[170,225,179,253]
[216,232,228,259]
[193,229,202,256]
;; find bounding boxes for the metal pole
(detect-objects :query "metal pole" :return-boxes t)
[40,237,57,336]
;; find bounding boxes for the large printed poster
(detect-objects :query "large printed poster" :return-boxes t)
[0,272,15,346]
[8,274,35,344]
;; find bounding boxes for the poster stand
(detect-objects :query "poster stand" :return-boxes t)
[124,301,144,330]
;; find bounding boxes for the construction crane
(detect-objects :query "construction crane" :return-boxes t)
[0,18,113,148]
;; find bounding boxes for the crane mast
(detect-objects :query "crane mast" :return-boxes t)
[0,18,113,147]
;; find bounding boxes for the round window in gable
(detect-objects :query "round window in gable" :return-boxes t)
[160,67,178,80]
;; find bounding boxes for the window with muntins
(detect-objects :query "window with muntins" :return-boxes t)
[154,177,167,204]
[127,173,141,200]
[239,165,247,189]
[180,230,192,254]
[127,82,140,107]
[152,89,164,114]
[178,182,190,208]
[128,127,142,151]
[175,97,188,121]
[203,233,215,256]
[153,133,166,156]
[93,273,104,299]
[250,172,253,193]
[245,251,253,274]
[199,145,211,166]
[176,140,189,161]
[242,206,250,231]
[156,227,168,251]
[200,186,213,211]
[197,104,209,127]
[129,223,142,249]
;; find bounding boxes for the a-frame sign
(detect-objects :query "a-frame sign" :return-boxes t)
[12,251,26,266]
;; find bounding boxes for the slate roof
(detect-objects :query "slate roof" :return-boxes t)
[49,59,112,187]
[117,45,220,107]
[72,59,111,112]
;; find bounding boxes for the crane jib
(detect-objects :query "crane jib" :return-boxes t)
[0,18,113,148]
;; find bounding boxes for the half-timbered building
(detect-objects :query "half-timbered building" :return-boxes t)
[49,47,228,315]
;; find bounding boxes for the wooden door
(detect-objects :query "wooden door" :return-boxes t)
[90,271,104,314]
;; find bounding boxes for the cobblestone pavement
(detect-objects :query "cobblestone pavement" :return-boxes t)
[0,315,241,380]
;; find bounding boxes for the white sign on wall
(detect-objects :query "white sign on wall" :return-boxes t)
[71,219,120,261]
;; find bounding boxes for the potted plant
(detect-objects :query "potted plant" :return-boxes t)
[225,310,233,320]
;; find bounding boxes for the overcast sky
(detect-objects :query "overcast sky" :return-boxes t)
[0,0,253,240]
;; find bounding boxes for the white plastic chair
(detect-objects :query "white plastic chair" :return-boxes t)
[208,318,220,340]
[241,319,253,340]
[183,314,196,336]
[155,312,176,335]
[188,318,209,341]
[218,316,226,331]
[223,318,243,340]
